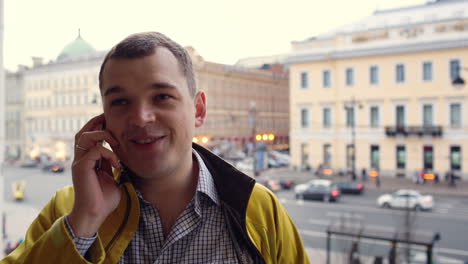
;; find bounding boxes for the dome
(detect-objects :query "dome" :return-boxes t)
[57,31,96,60]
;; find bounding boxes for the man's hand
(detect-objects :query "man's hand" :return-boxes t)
[67,114,121,237]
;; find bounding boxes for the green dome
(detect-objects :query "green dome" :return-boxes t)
[58,33,95,60]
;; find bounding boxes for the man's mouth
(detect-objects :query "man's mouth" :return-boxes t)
[131,136,165,144]
[133,138,157,144]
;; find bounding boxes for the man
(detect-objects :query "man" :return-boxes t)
[1,32,309,263]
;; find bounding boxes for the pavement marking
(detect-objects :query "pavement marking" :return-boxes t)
[307,217,435,236]
[285,198,468,221]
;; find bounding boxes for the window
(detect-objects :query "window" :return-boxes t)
[346,68,354,86]
[450,146,461,170]
[423,145,434,170]
[300,72,308,89]
[346,107,355,127]
[396,105,405,127]
[450,59,460,81]
[450,103,461,128]
[423,62,432,81]
[300,108,309,128]
[370,106,379,128]
[323,108,331,128]
[396,64,405,83]
[370,66,379,84]
[396,145,406,169]
[323,70,331,88]
[370,145,380,169]
[423,104,433,126]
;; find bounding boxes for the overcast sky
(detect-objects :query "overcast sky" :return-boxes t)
[3,0,426,70]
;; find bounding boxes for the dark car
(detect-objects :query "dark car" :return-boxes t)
[279,180,294,190]
[42,162,65,173]
[20,160,38,168]
[333,181,365,194]
[294,183,341,202]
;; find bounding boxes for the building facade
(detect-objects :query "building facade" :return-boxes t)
[190,48,289,152]
[17,35,289,161]
[288,0,468,179]
[21,34,104,161]
[5,70,25,160]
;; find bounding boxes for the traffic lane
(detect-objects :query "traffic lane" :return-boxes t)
[3,166,72,209]
[279,190,468,254]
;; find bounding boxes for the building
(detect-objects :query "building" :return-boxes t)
[191,48,289,153]
[22,32,104,160]
[17,34,289,161]
[5,70,25,160]
[288,0,468,179]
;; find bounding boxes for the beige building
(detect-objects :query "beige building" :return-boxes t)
[5,70,25,160]
[288,0,468,179]
[17,34,289,161]
[22,33,104,160]
[191,48,289,151]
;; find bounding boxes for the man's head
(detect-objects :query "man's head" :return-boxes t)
[99,32,197,97]
[99,32,206,180]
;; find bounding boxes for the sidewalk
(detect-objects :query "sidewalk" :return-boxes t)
[0,202,38,259]
[262,167,468,198]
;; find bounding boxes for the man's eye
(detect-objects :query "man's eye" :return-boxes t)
[110,99,128,106]
[155,94,172,100]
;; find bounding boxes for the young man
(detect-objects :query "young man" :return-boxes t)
[1,32,309,263]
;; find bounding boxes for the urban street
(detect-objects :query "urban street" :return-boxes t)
[2,165,468,263]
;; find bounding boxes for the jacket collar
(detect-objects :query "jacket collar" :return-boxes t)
[192,143,256,217]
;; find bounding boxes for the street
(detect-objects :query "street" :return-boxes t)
[277,190,468,263]
[2,165,468,263]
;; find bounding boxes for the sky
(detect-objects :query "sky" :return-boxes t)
[3,0,426,71]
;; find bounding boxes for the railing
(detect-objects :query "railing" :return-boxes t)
[385,125,443,137]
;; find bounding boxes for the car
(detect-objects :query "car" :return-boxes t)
[279,179,294,190]
[377,189,434,211]
[20,159,38,168]
[333,181,365,194]
[294,180,341,202]
[257,177,282,192]
[42,162,65,173]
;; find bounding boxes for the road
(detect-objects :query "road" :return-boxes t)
[277,189,468,263]
[3,165,468,263]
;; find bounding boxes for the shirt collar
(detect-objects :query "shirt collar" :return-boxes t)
[124,149,219,206]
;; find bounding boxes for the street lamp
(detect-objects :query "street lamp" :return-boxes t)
[249,101,258,176]
[343,97,362,181]
[452,66,468,89]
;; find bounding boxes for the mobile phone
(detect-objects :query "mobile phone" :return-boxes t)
[95,120,106,171]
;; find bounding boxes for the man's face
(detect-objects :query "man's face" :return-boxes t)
[100,47,206,178]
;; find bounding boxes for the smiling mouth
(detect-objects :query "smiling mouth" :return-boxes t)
[131,136,165,144]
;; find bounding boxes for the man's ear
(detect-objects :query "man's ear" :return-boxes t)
[194,91,206,128]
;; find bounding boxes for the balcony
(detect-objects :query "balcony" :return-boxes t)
[385,125,443,137]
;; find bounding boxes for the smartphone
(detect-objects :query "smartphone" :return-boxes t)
[95,120,106,171]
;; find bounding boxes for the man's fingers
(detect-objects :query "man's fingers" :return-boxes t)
[78,145,120,170]
[76,130,119,151]
[75,114,105,141]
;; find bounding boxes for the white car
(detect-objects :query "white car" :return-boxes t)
[294,179,332,193]
[377,189,434,211]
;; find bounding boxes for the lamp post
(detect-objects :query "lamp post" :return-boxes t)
[249,102,258,177]
[344,97,362,181]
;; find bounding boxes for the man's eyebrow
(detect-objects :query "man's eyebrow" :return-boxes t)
[103,86,123,96]
[151,82,177,90]
[103,82,177,97]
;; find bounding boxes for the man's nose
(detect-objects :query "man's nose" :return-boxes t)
[130,103,156,127]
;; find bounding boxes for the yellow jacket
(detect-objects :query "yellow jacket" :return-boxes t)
[1,144,310,264]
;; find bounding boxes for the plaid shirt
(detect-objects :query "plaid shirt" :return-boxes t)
[66,150,253,263]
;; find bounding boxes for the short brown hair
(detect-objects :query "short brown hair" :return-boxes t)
[98,32,196,96]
